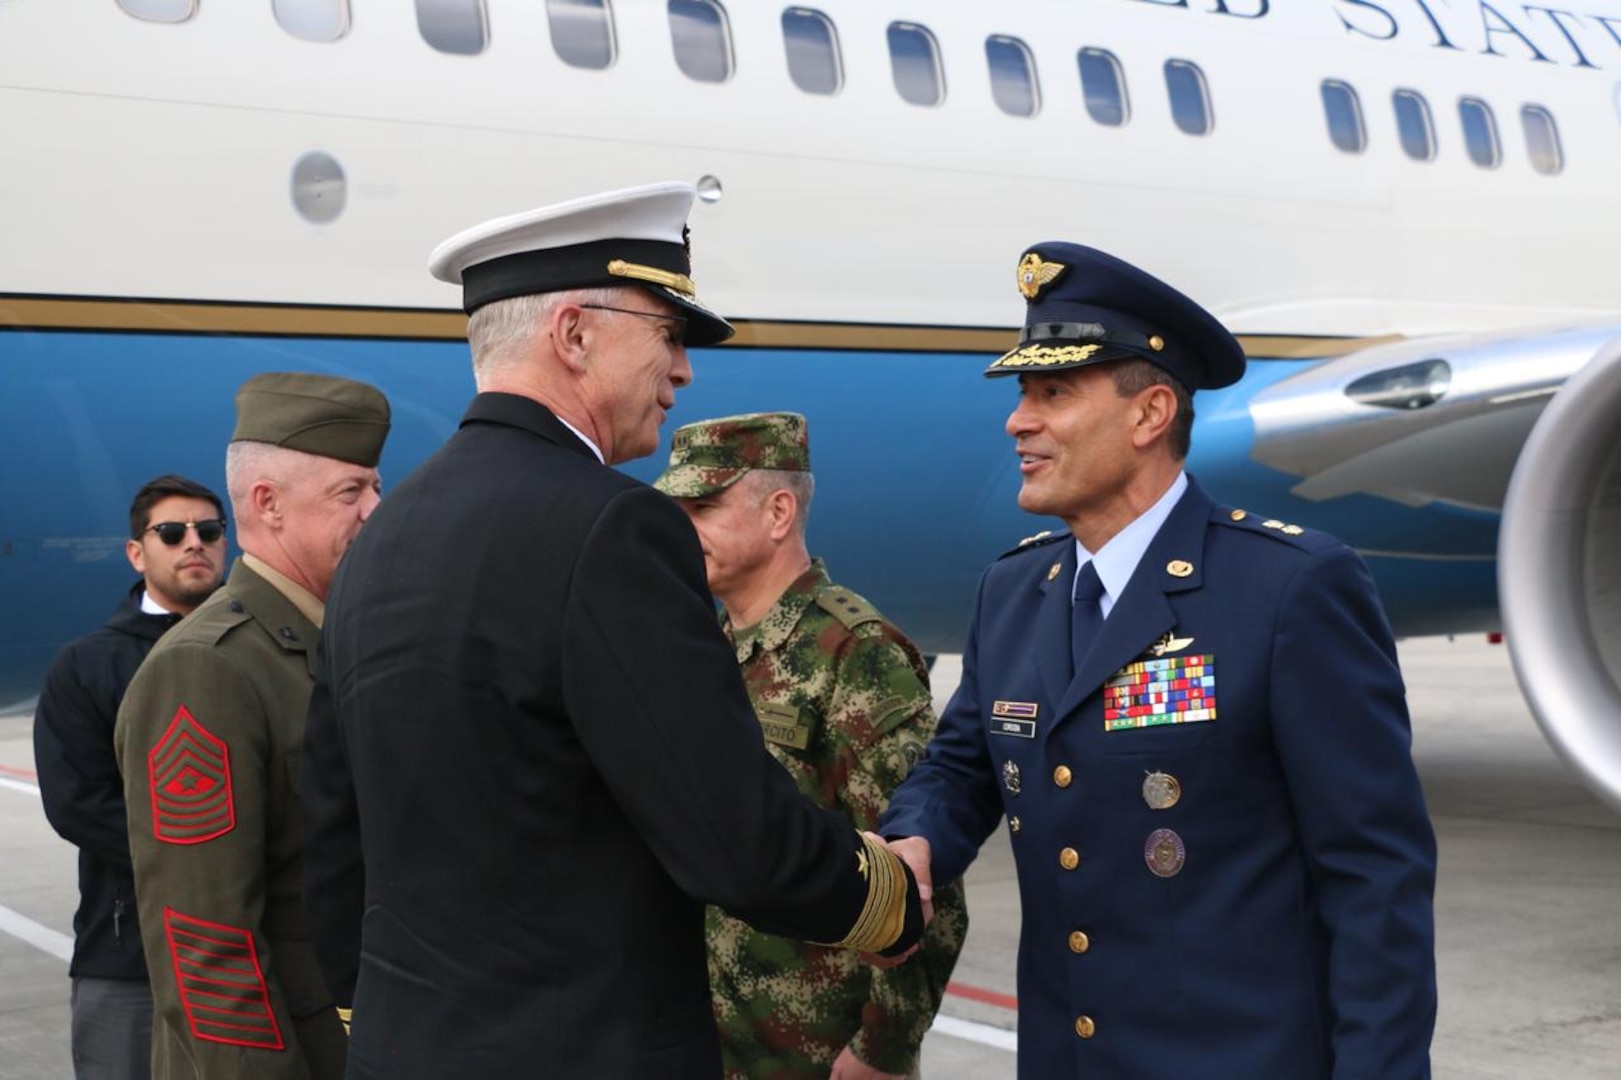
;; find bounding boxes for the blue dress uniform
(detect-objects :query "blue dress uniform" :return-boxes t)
[882,242,1437,1079]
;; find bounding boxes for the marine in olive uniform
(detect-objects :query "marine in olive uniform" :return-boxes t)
[114,373,389,1080]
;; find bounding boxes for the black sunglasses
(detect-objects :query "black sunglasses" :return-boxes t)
[145,519,227,546]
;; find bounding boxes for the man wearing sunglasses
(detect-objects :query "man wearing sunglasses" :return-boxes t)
[115,372,390,1080]
[34,474,225,1080]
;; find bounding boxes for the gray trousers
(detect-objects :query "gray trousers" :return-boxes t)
[70,977,152,1080]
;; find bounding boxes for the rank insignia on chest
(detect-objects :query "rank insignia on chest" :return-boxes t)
[1103,655,1217,731]
[990,700,1038,739]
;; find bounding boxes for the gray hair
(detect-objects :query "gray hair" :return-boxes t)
[224,441,318,516]
[737,468,816,535]
[466,287,620,383]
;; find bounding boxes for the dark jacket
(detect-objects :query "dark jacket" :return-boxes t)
[883,478,1437,1080]
[34,583,180,979]
[303,393,921,1079]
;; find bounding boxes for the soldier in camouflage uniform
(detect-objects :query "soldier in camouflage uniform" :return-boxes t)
[656,412,967,1080]
[114,374,390,1080]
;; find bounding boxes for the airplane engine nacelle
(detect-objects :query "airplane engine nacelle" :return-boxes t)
[1500,334,1621,813]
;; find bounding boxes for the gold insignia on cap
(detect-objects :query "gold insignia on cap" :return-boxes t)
[1166,559,1194,578]
[1017,252,1067,300]
[607,259,696,298]
[1148,334,1165,351]
[1047,563,1061,582]
[990,343,1104,370]
[1230,509,1247,521]
[1143,771,1181,810]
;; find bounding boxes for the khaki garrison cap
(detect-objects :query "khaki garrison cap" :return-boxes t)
[231,372,391,467]
[653,411,809,499]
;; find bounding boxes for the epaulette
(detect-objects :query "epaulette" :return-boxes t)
[173,593,255,649]
[1215,507,1334,551]
[815,586,883,631]
[998,528,1068,561]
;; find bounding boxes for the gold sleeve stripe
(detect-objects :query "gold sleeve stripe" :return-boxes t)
[822,832,910,953]
[336,1007,352,1036]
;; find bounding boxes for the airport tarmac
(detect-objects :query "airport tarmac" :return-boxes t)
[1,635,1618,1078]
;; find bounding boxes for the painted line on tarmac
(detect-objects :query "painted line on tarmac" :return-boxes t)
[0,775,40,797]
[946,979,1019,1010]
[0,902,73,963]
[930,1014,1017,1052]
[0,763,39,780]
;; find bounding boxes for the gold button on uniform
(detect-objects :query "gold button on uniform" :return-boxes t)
[1068,930,1090,954]
[1059,847,1080,870]
[1053,765,1073,788]
[1074,1015,1096,1039]
[1009,816,1021,835]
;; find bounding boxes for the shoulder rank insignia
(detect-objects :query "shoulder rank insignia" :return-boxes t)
[148,705,235,845]
[1020,529,1053,547]
[1017,252,1067,300]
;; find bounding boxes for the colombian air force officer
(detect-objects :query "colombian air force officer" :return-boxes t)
[881,243,1437,1079]
[301,183,923,1080]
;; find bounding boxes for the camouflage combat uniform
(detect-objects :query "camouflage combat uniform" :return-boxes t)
[706,560,968,1079]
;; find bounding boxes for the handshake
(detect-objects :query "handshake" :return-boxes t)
[859,833,935,969]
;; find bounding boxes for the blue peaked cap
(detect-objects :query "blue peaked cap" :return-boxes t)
[985,242,1246,391]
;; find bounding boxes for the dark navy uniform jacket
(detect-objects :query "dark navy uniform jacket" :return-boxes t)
[883,477,1437,1079]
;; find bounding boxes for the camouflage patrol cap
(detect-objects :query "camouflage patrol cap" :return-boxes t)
[653,412,810,498]
[231,373,391,467]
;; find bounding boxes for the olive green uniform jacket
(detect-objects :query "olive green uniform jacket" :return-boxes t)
[708,561,968,1078]
[115,559,345,1080]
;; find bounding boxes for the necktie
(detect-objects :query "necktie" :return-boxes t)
[1072,560,1105,679]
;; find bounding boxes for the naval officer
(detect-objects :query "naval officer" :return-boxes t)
[300,182,925,1079]
[881,242,1438,1079]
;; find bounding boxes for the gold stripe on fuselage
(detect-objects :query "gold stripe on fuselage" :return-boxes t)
[0,294,1397,358]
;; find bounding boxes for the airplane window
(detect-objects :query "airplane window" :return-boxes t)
[272,0,350,42]
[888,22,945,107]
[548,0,617,70]
[1458,98,1501,169]
[1393,89,1436,162]
[1320,80,1366,154]
[782,8,843,95]
[670,0,734,84]
[116,0,195,21]
[1522,105,1564,175]
[986,35,1040,118]
[1077,48,1129,127]
[1164,59,1212,136]
[417,0,488,56]
[1346,359,1452,411]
